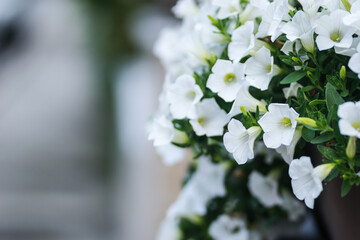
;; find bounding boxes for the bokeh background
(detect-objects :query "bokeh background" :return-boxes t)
[0,0,183,239]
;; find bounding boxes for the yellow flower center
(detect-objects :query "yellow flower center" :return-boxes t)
[224,73,236,84]
[198,118,206,126]
[330,32,341,42]
[352,122,360,131]
[280,117,292,127]
[266,64,272,73]
[186,90,196,100]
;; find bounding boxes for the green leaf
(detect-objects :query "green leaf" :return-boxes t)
[341,179,352,197]
[317,145,340,161]
[280,71,307,84]
[279,55,297,66]
[302,127,315,142]
[325,83,344,111]
[311,132,334,144]
[309,100,326,106]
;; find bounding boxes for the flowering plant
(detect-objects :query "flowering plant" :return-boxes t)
[149,0,360,239]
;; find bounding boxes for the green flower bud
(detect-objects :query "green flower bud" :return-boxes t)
[346,136,356,160]
[340,66,346,81]
[314,163,336,181]
[295,117,318,128]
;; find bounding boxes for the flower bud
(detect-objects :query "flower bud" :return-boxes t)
[346,136,356,160]
[295,117,318,128]
[340,66,346,81]
[314,163,336,181]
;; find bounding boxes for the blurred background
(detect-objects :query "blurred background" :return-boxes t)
[0,0,184,239]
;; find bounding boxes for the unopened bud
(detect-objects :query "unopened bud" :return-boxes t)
[295,117,318,128]
[340,66,346,81]
[346,136,356,160]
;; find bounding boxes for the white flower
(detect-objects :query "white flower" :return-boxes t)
[298,0,323,17]
[244,47,280,90]
[256,0,290,41]
[289,156,334,209]
[348,42,360,78]
[156,218,181,240]
[280,190,306,222]
[343,0,360,32]
[207,60,245,102]
[167,74,203,119]
[148,115,175,146]
[248,171,283,207]
[282,10,315,53]
[335,36,360,56]
[212,0,241,19]
[155,144,186,166]
[224,119,262,164]
[276,127,303,164]
[258,103,299,149]
[338,101,360,138]
[228,21,255,62]
[282,82,303,99]
[167,156,226,218]
[172,0,198,19]
[189,98,229,136]
[228,84,268,117]
[209,215,250,240]
[315,9,356,51]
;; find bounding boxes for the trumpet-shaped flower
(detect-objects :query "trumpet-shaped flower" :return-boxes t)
[315,9,356,51]
[245,47,280,90]
[289,156,335,208]
[212,0,241,19]
[228,21,255,62]
[343,0,360,32]
[283,82,303,99]
[228,84,267,117]
[276,127,303,164]
[248,171,283,207]
[338,101,360,138]
[207,60,245,102]
[209,215,251,240]
[224,119,262,164]
[148,115,175,146]
[167,74,203,119]
[348,42,360,78]
[189,98,228,136]
[298,0,323,17]
[282,10,315,53]
[258,103,299,149]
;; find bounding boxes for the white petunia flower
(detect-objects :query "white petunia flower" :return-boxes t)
[348,42,360,78]
[209,215,252,240]
[282,10,315,53]
[172,0,198,19]
[189,98,229,136]
[338,101,360,138]
[258,103,299,149]
[224,119,262,164]
[207,59,245,102]
[228,21,255,62]
[335,36,360,56]
[280,190,306,222]
[155,144,186,166]
[343,0,360,32]
[283,82,303,99]
[156,218,181,240]
[298,0,323,17]
[248,171,283,207]
[289,156,335,209]
[212,0,241,19]
[228,84,268,117]
[256,0,290,41]
[315,9,356,51]
[244,46,281,90]
[275,127,303,164]
[167,156,226,218]
[167,74,203,119]
[148,115,175,146]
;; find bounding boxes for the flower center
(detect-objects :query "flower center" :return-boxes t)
[224,73,236,84]
[352,122,360,131]
[266,64,272,73]
[186,90,196,100]
[197,117,206,126]
[330,32,341,42]
[280,117,292,127]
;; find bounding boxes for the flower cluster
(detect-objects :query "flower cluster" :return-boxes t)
[149,0,360,239]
